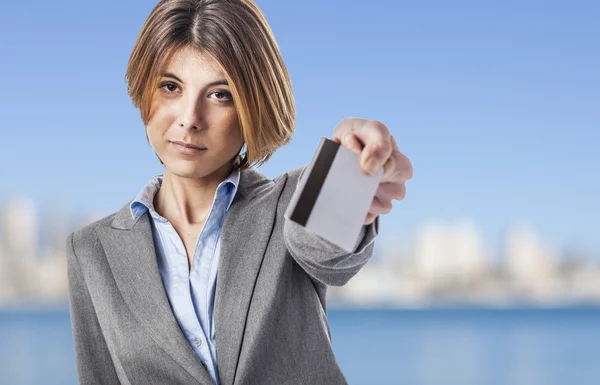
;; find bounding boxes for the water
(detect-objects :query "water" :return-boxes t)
[329,307,599,385]
[1,307,598,385]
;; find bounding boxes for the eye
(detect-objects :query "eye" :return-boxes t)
[159,82,180,94]
[210,90,233,103]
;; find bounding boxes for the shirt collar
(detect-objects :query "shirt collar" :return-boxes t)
[129,168,241,221]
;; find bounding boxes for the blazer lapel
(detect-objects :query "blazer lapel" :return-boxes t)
[214,168,287,385]
[96,202,214,385]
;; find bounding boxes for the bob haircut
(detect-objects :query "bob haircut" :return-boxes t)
[126,0,295,170]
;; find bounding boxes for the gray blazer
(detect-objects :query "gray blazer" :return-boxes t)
[67,166,378,385]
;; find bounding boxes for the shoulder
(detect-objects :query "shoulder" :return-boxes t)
[275,166,304,184]
[273,165,305,191]
[269,166,307,218]
[68,209,119,254]
[237,165,305,202]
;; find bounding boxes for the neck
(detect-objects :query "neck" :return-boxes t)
[154,162,234,226]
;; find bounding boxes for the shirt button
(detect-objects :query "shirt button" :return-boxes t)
[194,337,202,347]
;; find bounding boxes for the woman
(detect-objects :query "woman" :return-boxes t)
[66,0,413,384]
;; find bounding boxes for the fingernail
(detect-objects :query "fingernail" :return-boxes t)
[364,157,379,175]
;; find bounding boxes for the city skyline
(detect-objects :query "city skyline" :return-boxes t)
[2,195,598,308]
[2,194,597,264]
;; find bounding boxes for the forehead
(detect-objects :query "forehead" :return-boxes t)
[164,46,226,79]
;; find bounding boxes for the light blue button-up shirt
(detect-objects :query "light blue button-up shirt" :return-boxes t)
[129,169,240,385]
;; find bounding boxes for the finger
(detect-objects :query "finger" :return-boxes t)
[398,152,413,182]
[332,126,363,154]
[393,183,407,200]
[375,182,406,201]
[341,131,363,154]
[364,212,378,225]
[331,116,359,143]
[390,135,413,181]
[369,195,393,215]
[353,121,392,175]
[381,155,396,180]
[390,134,400,152]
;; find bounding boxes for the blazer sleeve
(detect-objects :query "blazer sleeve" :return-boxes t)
[66,232,120,384]
[283,166,379,287]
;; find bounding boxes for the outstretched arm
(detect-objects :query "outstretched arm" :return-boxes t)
[284,215,379,287]
[283,166,379,287]
[284,117,412,287]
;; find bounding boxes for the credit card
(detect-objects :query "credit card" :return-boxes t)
[285,137,383,251]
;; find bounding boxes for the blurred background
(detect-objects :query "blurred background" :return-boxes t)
[1,0,599,384]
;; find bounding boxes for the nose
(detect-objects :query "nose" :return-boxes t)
[178,94,205,130]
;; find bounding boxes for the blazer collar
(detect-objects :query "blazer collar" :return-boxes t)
[97,167,288,385]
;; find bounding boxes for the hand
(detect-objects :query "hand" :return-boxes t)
[331,117,413,225]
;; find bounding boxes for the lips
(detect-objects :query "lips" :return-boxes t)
[171,141,206,150]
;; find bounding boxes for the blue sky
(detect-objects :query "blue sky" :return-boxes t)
[1,0,598,256]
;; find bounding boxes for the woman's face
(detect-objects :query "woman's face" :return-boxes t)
[146,46,243,180]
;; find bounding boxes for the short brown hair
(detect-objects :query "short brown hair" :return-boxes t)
[126,0,295,169]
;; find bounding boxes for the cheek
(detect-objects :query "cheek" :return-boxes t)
[148,96,178,125]
[147,105,175,139]
[145,123,158,146]
[218,110,242,141]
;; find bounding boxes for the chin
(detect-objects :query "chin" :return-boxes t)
[165,160,209,178]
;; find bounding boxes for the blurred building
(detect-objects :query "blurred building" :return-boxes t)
[414,220,489,286]
[502,223,562,302]
[330,219,600,307]
[37,202,72,303]
[0,198,39,301]
[0,198,73,305]
[0,229,7,302]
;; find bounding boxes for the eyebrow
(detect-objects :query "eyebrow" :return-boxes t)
[162,73,228,87]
